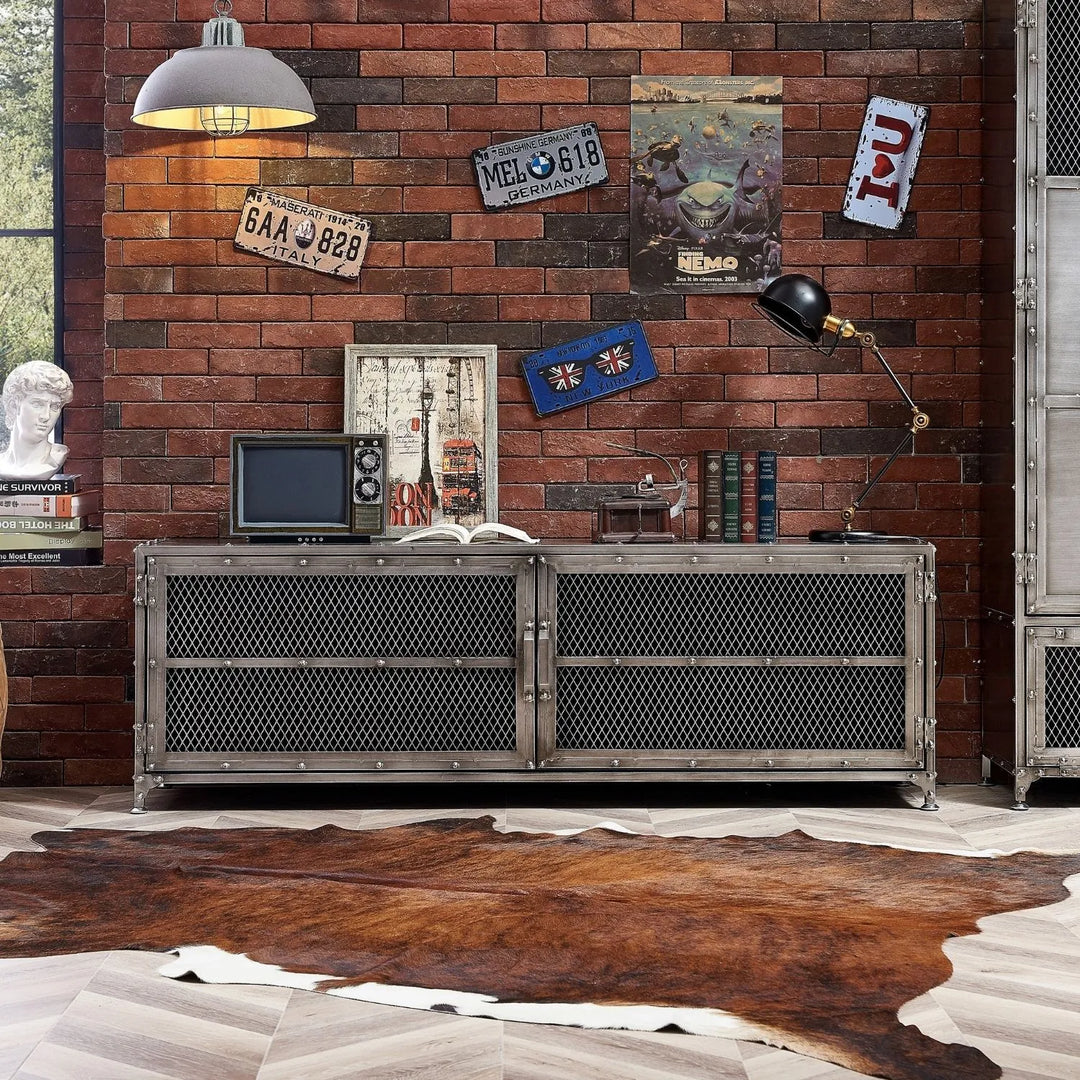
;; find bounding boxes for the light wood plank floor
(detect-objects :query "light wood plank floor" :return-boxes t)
[2,781,1080,1080]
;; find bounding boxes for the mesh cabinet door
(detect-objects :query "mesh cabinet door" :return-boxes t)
[140,547,537,776]
[1027,624,1080,771]
[537,548,932,772]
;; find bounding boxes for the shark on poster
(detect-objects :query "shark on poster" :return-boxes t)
[344,345,498,539]
[629,75,783,294]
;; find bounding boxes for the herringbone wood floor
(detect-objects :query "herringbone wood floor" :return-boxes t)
[3,782,1080,1080]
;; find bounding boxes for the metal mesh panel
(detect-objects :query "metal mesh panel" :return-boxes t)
[1046,1,1080,176]
[164,666,518,754]
[555,665,906,751]
[1045,646,1080,747]
[555,572,906,657]
[164,572,518,658]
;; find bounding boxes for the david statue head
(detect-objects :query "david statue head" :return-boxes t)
[0,361,74,481]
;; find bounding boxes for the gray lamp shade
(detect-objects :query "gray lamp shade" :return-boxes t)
[132,3,315,135]
[132,45,316,133]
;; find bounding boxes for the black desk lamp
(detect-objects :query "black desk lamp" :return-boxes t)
[755,273,930,543]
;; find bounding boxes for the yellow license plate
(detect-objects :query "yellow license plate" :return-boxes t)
[234,187,372,279]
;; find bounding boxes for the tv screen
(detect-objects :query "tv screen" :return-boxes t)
[234,440,350,534]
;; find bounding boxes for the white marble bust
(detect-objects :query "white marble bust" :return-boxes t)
[0,361,74,481]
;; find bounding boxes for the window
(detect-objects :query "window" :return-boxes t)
[0,0,60,444]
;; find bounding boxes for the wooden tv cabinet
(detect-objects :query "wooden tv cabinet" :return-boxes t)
[133,541,937,811]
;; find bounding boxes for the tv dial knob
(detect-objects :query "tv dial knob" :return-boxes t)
[356,449,381,473]
[355,477,382,502]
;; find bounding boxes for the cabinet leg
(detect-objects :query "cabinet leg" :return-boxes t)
[910,773,939,811]
[1012,768,1031,811]
[132,772,160,814]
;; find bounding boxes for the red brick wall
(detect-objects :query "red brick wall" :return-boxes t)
[0,0,987,785]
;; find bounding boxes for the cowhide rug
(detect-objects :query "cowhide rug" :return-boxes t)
[1,817,1078,1080]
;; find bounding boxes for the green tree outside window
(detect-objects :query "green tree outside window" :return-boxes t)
[0,0,56,448]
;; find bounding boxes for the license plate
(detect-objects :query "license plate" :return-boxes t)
[233,187,372,279]
[841,96,928,230]
[472,123,609,210]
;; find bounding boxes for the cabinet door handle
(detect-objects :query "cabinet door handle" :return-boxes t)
[537,620,552,701]
[522,622,536,701]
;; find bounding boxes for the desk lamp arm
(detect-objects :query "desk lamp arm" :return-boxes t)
[828,320,931,530]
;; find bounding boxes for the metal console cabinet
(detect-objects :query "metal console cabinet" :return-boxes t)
[133,541,937,811]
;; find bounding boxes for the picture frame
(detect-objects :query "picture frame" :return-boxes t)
[344,344,499,538]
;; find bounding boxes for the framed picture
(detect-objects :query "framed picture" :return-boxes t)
[344,344,499,538]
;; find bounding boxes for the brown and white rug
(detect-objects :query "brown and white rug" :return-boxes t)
[1,815,1078,1080]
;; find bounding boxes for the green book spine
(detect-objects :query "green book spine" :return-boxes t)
[0,528,102,551]
[722,451,741,543]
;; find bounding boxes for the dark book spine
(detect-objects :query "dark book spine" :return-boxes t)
[722,451,741,542]
[757,450,778,543]
[698,449,726,541]
[739,450,759,543]
[0,474,79,495]
[0,547,102,567]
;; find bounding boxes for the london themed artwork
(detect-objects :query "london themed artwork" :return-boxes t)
[842,96,928,230]
[521,321,658,418]
[343,345,498,538]
[629,76,783,294]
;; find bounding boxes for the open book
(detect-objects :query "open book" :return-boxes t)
[394,521,538,545]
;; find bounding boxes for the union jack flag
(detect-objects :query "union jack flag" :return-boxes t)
[593,341,633,376]
[542,361,585,392]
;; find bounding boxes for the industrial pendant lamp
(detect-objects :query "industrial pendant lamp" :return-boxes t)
[755,273,931,543]
[131,0,316,136]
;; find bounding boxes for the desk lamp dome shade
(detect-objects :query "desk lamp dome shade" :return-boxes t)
[757,273,832,345]
[131,0,316,136]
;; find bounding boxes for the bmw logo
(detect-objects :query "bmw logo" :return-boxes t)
[527,151,555,179]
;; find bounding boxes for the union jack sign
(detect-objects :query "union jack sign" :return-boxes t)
[543,362,586,392]
[521,321,658,417]
[594,342,633,376]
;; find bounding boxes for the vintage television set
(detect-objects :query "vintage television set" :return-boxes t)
[230,433,386,541]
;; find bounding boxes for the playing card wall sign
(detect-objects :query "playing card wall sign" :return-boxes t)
[842,96,928,230]
[521,321,658,417]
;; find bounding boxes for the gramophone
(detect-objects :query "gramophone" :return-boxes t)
[755,273,930,543]
[596,445,689,544]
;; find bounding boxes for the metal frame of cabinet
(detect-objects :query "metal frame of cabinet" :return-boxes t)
[133,541,937,812]
[982,0,1080,806]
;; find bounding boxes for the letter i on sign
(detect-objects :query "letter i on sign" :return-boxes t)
[841,96,928,230]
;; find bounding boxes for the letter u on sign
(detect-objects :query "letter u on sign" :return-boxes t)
[842,96,928,230]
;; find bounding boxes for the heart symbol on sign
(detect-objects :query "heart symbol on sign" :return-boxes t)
[872,153,895,179]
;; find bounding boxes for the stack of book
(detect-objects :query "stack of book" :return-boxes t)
[0,473,102,566]
[699,449,777,544]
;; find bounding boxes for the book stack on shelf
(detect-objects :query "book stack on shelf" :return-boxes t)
[0,474,102,566]
[699,449,777,544]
